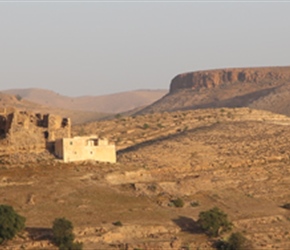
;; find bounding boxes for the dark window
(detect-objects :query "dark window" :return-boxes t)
[62,118,69,128]
[44,131,49,139]
[0,129,6,139]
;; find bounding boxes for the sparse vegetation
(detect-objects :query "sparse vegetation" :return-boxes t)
[0,204,26,244]
[3,108,290,248]
[157,123,164,128]
[282,203,290,210]
[198,207,232,237]
[190,201,199,207]
[216,232,249,250]
[171,198,184,208]
[143,123,150,129]
[112,221,123,227]
[52,217,83,250]
[15,94,22,101]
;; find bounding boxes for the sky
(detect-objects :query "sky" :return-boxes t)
[0,1,289,97]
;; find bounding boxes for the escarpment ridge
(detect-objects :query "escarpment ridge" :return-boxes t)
[137,66,290,116]
[170,66,290,93]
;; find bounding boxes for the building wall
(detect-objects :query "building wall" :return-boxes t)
[55,139,63,159]
[0,108,115,163]
[55,137,116,163]
[0,108,71,154]
[94,145,116,163]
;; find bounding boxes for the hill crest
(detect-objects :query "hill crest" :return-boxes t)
[170,66,290,93]
[3,88,168,114]
[137,66,290,116]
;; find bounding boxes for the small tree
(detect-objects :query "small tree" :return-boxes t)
[15,94,22,101]
[52,218,82,250]
[0,204,26,244]
[198,207,232,237]
[171,198,184,208]
[227,232,248,250]
[216,232,249,250]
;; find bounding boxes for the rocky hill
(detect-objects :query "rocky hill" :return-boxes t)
[3,108,290,249]
[3,88,167,114]
[137,66,290,116]
[0,92,108,124]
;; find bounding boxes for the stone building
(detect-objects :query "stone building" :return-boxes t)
[55,136,116,163]
[0,107,116,163]
[0,107,70,153]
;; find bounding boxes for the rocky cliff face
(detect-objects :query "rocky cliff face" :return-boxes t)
[170,66,290,93]
[136,66,290,116]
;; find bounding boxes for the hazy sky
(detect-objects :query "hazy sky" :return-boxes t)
[0,1,289,96]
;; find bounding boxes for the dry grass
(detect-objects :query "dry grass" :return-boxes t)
[2,108,290,249]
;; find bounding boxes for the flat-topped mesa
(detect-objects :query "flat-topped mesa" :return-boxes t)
[169,66,290,93]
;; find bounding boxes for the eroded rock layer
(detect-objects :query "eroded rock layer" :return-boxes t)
[170,66,290,93]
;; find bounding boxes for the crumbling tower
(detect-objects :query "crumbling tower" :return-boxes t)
[0,108,71,153]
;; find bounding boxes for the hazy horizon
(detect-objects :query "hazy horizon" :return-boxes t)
[1,1,289,97]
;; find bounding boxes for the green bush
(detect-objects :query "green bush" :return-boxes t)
[190,201,199,207]
[227,232,248,250]
[143,123,149,129]
[157,123,164,128]
[52,218,82,250]
[112,221,123,227]
[171,198,184,208]
[282,203,290,210]
[0,204,26,244]
[15,94,22,101]
[216,232,248,250]
[198,207,232,237]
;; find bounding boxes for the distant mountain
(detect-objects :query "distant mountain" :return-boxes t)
[137,66,290,116]
[3,88,168,114]
[0,92,108,124]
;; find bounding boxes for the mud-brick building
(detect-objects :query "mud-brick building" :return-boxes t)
[55,136,116,163]
[0,107,70,153]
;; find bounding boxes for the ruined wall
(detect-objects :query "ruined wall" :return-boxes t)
[55,139,64,159]
[170,66,290,93]
[47,115,71,141]
[0,108,71,154]
[0,108,15,137]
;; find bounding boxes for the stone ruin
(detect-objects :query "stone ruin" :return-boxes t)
[0,107,116,163]
[0,107,71,154]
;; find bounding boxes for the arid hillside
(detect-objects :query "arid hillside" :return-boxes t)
[3,88,167,114]
[137,66,290,116]
[2,108,290,249]
[0,92,108,124]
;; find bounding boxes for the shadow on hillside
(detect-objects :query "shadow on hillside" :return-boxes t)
[25,227,53,241]
[117,123,217,155]
[137,84,280,115]
[178,85,279,112]
[172,216,202,234]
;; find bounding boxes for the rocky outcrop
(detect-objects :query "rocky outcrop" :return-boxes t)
[170,66,290,93]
